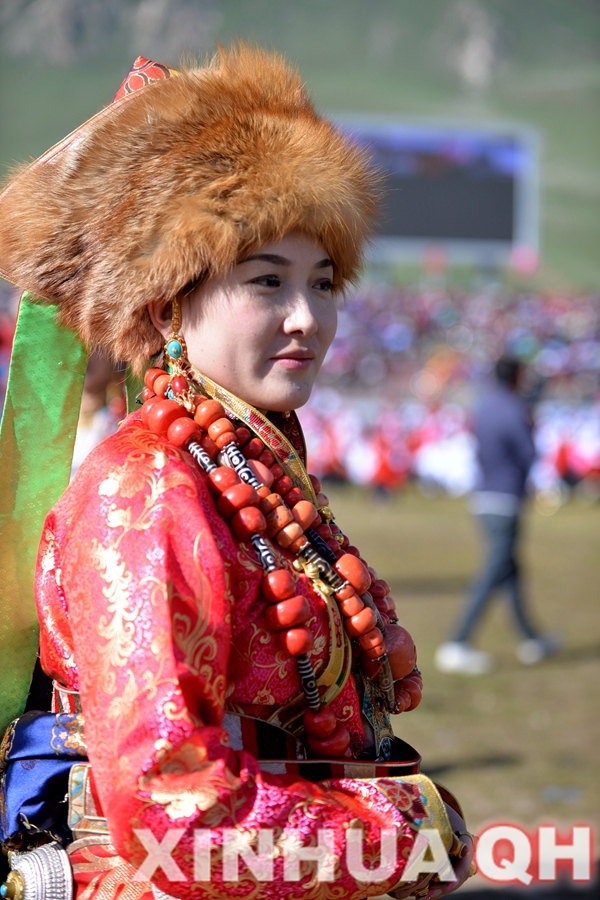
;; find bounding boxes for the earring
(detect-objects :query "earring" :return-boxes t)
[165,295,187,368]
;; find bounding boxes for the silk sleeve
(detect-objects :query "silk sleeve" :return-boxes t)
[36,424,452,899]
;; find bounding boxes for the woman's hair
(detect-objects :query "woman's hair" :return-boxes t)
[0,44,381,374]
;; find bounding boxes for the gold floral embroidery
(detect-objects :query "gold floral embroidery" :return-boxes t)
[90,541,137,695]
[150,785,219,819]
[141,744,242,823]
[106,671,139,723]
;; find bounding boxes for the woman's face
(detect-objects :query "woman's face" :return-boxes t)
[154,233,338,412]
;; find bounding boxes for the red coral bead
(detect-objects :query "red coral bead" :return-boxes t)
[265,595,310,630]
[208,416,236,442]
[336,584,357,602]
[208,466,241,496]
[170,375,189,395]
[141,387,155,402]
[279,626,314,656]
[370,582,387,600]
[167,416,199,447]
[147,399,185,435]
[358,627,384,651]
[258,450,274,467]
[217,483,259,518]
[308,474,322,494]
[339,594,364,617]
[215,431,238,450]
[288,535,310,553]
[394,686,412,713]
[373,597,389,614]
[284,487,304,506]
[236,427,251,446]
[344,606,377,638]
[367,566,378,584]
[275,522,304,548]
[265,506,294,536]
[326,538,341,554]
[316,491,329,508]
[260,493,283,515]
[153,373,171,398]
[273,475,293,495]
[194,399,225,429]
[303,706,337,739]
[231,506,267,541]
[396,671,423,711]
[364,643,386,659]
[143,367,165,391]
[334,554,371,595]
[244,438,264,459]
[292,500,318,530]
[269,464,284,480]
[346,545,360,557]
[385,624,417,681]
[317,523,332,540]
[200,434,219,459]
[262,569,296,602]
[247,459,275,488]
[307,722,350,757]
[140,395,163,427]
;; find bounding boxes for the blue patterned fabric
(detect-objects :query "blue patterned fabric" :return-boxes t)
[0,711,87,845]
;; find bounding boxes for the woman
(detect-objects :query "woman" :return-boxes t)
[0,46,474,899]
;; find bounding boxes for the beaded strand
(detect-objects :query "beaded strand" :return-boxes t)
[140,365,422,757]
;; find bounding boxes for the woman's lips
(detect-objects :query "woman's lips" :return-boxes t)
[272,356,313,370]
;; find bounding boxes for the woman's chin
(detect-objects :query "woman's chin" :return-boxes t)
[249,383,313,414]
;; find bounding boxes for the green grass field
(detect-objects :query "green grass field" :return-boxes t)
[325,483,599,879]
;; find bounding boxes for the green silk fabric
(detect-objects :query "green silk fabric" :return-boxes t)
[126,365,144,415]
[0,295,88,732]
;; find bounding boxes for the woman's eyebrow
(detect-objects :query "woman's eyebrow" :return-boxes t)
[240,253,291,265]
[315,258,334,269]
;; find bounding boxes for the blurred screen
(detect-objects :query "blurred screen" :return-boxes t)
[345,124,532,243]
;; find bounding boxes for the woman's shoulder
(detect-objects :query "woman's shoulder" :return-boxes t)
[58,411,207,516]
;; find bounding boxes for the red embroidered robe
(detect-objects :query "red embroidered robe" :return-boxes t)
[36,413,451,899]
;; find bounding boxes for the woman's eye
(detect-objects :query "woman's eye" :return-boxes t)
[252,274,281,288]
[315,278,336,292]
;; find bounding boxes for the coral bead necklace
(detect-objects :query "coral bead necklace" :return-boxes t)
[139,330,421,759]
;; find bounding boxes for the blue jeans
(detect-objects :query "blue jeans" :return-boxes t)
[452,512,539,643]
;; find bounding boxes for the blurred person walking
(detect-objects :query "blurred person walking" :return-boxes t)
[436,356,559,674]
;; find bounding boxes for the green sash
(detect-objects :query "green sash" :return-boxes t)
[0,295,88,732]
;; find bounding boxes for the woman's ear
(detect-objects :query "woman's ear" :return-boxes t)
[147,299,173,340]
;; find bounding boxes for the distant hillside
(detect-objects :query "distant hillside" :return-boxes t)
[0,0,598,288]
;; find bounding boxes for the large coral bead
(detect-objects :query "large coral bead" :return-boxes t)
[334,554,371,595]
[385,624,417,680]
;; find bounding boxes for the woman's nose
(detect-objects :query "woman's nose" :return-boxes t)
[284,290,319,336]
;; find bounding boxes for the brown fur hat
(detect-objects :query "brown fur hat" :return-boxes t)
[0,44,380,374]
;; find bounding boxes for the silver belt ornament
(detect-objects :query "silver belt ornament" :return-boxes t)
[1,842,72,900]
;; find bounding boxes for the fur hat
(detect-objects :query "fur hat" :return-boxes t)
[0,45,380,374]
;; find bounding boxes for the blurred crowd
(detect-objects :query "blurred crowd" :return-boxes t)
[2,279,599,501]
[300,280,600,501]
